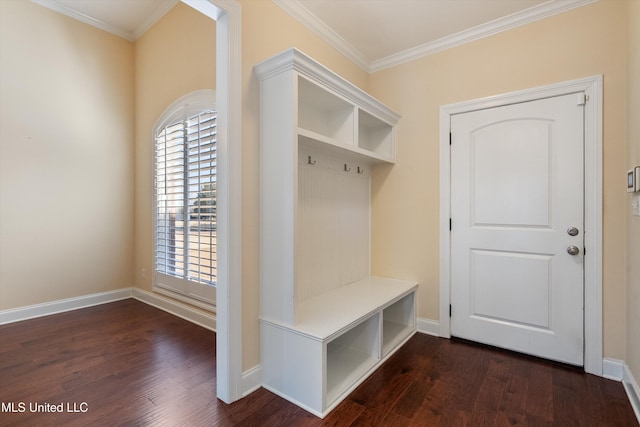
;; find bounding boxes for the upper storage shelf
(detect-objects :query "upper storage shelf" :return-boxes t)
[298,76,355,146]
[255,48,400,164]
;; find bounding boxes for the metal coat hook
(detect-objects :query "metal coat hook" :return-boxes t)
[344,164,351,172]
[357,166,364,174]
[307,155,316,165]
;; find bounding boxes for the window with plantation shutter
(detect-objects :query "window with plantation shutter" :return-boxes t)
[153,90,216,307]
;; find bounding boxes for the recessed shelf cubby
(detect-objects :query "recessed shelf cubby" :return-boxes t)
[383,291,416,356]
[358,109,394,160]
[298,76,355,146]
[326,313,380,405]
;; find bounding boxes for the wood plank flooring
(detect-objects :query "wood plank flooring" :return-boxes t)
[0,299,637,426]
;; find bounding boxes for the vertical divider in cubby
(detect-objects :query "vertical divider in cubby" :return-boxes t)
[382,293,416,356]
[353,106,360,149]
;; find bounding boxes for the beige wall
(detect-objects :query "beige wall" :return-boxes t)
[238,0,369,369]
[0,0,134,309]
[368,0,629,359]
[627,0,640,383]
[133,2,216,295]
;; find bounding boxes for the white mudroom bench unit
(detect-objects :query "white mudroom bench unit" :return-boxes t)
[255,48,418,418]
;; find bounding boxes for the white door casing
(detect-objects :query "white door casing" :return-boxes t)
[181,0,244,403]
[439,76,603,375]
[450,94,584,365]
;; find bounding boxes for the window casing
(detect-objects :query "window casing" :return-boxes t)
[153,90,216,307]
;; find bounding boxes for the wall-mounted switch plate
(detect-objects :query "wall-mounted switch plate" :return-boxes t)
[633,194,640,217]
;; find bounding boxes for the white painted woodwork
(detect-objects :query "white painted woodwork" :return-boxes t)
[260,278,416,417]
[297,146,370,303]
[273,0,596,72]
[255,48,415,418]
[450,93,585,366]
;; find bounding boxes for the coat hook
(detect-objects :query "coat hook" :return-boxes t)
[344,164,351,172]
[357,166,364,174]
[307,155,316,165]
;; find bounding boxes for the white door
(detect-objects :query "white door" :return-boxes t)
[450,93,585,366]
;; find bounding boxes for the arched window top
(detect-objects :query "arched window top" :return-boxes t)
[154,89,216,133]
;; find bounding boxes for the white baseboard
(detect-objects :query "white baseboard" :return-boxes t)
[0,288,133,325]
[417,317,440,337]
[242,364,262,397]
[0,287,216,334]
[132,288,216,332]
[623,364,640,424]
[603,357,625,381]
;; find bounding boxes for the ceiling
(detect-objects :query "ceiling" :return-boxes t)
[33,0,596,72]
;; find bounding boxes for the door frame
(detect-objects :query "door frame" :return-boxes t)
[439,76,603,375]
[181,0,243,403]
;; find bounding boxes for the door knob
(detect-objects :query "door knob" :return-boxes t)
[567,227,579,236]
[567,245,580,255]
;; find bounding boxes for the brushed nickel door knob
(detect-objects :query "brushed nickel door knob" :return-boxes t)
[567,245,580,255]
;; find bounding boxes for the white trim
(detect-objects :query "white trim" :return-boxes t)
[271,0,370,72]
[417,317,440,337]
[132,288,216,331]
[153,89,216,132]
[132,0,180,40]
[439,75,603,375]
[0,288,218,332]
[270,0,596,73]
[254,48,400,126]
[31,0,177,42]
[603,357,625,381]
[624,364,640,424]
[153,285,216,312]
[0,289,132,325]
[370,0,598,72]
[179,0,243,405]
[241,365,263,397]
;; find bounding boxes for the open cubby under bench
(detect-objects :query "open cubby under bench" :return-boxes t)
[260,277,418,418]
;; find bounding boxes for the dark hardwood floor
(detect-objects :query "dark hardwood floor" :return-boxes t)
[0,299,637,426]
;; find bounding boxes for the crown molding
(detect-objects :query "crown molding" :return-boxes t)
[371,0,598,72]
[255,48,400,124]
[132,0,179,40]
[32,0,134,40]
[32,0,178,42]
[271,0,371,71]
[272,0,598,74]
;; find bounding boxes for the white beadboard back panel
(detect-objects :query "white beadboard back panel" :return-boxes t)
[296,146,370,304]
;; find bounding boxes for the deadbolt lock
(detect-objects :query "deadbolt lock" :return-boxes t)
[567,227,579,236]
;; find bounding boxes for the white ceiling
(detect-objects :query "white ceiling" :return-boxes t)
[33,0,596,72]
[33,0,178,41]
[291,0,547,62]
